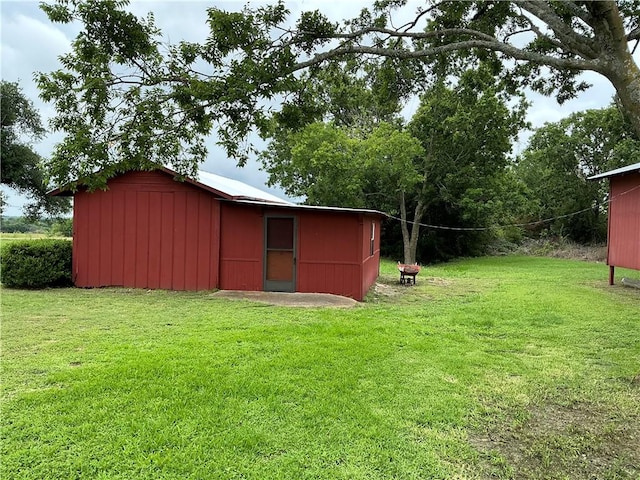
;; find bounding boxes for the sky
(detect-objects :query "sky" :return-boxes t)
[1,0,635,216]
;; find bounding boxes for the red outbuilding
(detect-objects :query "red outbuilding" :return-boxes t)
[589,162,640,284]
[51,167,383,300]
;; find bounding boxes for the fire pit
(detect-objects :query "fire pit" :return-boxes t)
[398,263,421,285]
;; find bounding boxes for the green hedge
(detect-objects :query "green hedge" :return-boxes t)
[1,239,72,288]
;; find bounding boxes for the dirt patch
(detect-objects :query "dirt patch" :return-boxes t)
[469,400,640,479]
[367,274,429,301]
[211,290,358,308]
[373,282,403,297]
[426,276,452,286]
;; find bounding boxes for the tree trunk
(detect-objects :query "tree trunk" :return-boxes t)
[609,58,640,139]
[399,191,425,264]
[588,1,640,139]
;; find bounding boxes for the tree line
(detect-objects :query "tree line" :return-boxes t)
[260,65,639,263]
[0,216,72,237]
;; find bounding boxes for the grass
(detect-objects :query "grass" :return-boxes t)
[1,256,639,479]
[0,232,71,246]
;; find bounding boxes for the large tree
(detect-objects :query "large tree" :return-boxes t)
[517,106,640,242]
[262,121,425,263]
[262,65,526,263]
[38,1,640,186]
[407,67,527,260]
[1,81,70,218]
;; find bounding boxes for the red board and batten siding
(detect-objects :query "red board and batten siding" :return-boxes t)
[361,215,381,300]
[296,210,380,301]
[607,172,640,271]
[296,210,362,299]
[73,171,220,290]
[67,168,382,299]
[218,203,381,300]
[218,203,264,291]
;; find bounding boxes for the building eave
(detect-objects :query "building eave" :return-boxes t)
[226,198,387,216]
[588,162,640,180]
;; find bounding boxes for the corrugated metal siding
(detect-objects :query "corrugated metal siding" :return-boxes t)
[608,172,640,271]
[73,171,220,290]
[219,203,263,291]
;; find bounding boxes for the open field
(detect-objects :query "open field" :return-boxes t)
[1,233,52,241]
[1,257,639,479]
[0,232,71,245]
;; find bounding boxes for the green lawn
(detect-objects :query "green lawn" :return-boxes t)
[1,256,638,479]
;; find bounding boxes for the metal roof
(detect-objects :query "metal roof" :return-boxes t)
[194,170,292,204]
[48,166,382,216]
[48,165,293,204]
[589,162,640,180]
[229,198,386,216]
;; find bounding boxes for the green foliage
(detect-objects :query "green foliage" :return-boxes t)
[36,0,640,188]
[2,216,44,234]
[49,218,73,237]
[263,121,423,209]
[0,80,71,218]
[264,122,362,207]
[407,67,528,261]
[516,106,640,243]
[1,216,72,236]
[0,81,44,139]
[264,65,527,263]
[361,122,424,204]
[263,120,426,263]
[1,239,72,288]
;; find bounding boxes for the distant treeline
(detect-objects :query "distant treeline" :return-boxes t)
[1,216,72,237]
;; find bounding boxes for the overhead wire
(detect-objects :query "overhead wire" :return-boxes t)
[382,182,640,232]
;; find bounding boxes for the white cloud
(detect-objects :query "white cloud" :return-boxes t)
[1,10,72,88]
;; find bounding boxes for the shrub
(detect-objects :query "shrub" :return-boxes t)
[49,218,73,237]
[1,239,72,288]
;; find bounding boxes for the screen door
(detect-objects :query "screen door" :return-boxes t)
[264,216,296,292]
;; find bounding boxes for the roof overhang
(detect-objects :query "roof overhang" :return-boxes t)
[588,162,640,180]
[47,164,384,215]
[226,198,387,217]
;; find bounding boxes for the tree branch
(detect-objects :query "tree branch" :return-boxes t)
[290,39,601,75]
[626,26,640,41]
[515,0,600,59]
[557,0,594,27]
[331,26,497,42]
[395,3,440,33]
[584,1,628,47]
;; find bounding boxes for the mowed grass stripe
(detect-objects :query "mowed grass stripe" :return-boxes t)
[1,256,638,479]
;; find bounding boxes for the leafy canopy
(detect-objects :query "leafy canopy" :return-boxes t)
[262,122,424,210]
[517,106,640,242]
[405,66,528,260]
[37,0,640,187]
[0,81,70,218]
[261,65,528,263]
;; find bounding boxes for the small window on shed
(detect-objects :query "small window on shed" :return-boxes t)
[370,222,375,257]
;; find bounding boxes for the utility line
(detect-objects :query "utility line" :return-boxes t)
[384,183,640,232]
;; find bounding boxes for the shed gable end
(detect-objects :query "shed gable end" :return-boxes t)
[73,170,221,290]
